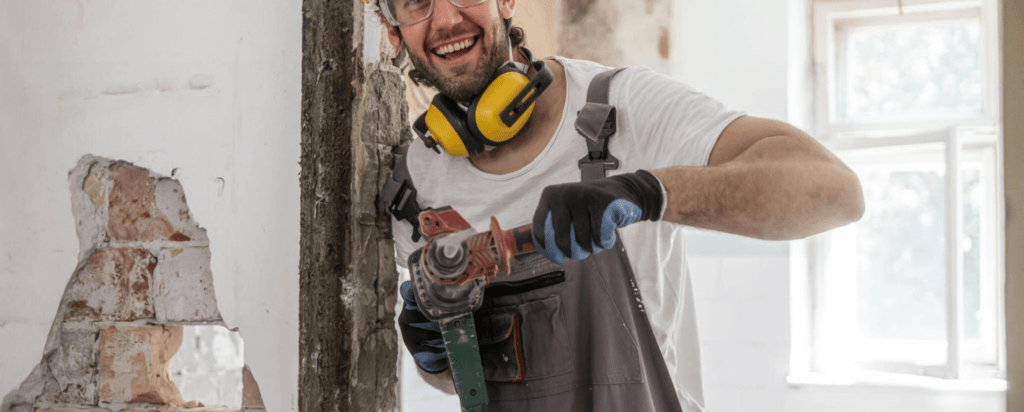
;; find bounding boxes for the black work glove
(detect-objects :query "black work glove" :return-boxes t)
[398,280,449,374]
[532,170,664,263]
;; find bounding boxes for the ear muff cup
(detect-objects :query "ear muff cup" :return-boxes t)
[467,64,534,145]
[425,94,485,157]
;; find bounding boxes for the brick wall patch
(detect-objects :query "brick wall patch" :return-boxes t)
[1,156,262,412]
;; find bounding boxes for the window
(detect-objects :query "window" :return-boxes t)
[792,0,1004,385]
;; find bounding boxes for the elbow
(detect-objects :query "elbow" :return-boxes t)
[840,170,866,224]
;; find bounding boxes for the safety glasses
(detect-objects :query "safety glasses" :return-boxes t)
[372,0,490,27]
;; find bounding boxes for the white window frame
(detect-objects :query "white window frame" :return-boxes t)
[811,0,1001,138]
[790,0,1006,387]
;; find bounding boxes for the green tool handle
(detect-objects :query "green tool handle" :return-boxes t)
[440,313,488,411]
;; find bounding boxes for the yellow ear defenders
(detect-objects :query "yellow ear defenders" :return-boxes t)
[413,47,554,157]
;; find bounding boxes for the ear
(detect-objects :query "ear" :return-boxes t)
[498,0,515,19]
[386,24,405,50]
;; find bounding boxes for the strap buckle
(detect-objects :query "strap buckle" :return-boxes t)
[575,103,619,172]
[383,178,424,242]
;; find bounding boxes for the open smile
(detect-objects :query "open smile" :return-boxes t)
[429,35,480,62]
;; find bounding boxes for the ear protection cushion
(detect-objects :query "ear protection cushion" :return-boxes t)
[467,64,533,145]
[426,94,484,157]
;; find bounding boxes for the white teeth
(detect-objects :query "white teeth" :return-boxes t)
[434,38,475,57]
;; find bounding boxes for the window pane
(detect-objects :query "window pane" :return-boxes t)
[963,165,981,340]
[840,19,982,121]
[962,150,999,366]
[856,166,946,341]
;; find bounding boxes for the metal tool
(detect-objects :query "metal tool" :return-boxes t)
[406,207,535,412]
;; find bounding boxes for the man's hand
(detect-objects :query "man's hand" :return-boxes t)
[532,170,664,263]
[398,281,449,374]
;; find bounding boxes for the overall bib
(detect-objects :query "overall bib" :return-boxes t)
[386,69,684,412]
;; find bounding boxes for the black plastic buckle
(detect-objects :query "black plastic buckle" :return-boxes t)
[387,180,423,242]
[387,180,414,216]
[578,153,620,171]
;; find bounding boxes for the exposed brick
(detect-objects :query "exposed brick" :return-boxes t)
[153,248,221,322]
[128,407,234,412]
[33,408,108,412]
[42,326,98,404]
[65,248,155,322]
[97,326,184,405]
[153,178,207,244]
[241,365,264,408]
[83,171,109,210]
[108,165,176,242]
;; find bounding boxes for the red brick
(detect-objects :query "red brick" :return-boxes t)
[65,248,155,322]
[97,326,184,405]
[108,165,174,242]
[242,365,265,408]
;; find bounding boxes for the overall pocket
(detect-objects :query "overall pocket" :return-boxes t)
[474,271,573,383]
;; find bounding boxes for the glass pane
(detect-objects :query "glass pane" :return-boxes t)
[855,165,946,341]
[840,19,982,121]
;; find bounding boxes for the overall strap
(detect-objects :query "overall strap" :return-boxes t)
[575,67,627,182]
[380,152,425,242]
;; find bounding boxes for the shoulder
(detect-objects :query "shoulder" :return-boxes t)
[547,57,681,102]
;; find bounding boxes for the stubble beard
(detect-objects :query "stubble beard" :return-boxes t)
[407,19,510,102]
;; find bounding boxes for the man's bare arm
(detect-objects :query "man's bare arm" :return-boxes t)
[651,116,865,240]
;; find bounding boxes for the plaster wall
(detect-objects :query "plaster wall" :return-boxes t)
[672,0,791,120]
[0,2,300,411]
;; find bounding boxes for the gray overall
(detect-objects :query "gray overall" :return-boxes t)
[386,69,684,412]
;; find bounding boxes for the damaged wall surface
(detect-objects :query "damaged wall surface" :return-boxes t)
[0,2,301,411]
[298,0,409,409]
[2,156,264,411]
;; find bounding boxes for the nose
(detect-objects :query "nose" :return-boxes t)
[429,0,464,30]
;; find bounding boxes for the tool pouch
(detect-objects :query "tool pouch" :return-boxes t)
[475,293,575,384]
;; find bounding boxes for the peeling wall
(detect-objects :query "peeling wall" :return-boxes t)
[2,156,263,412]
[560,0,673,72]
[0,2,300,411]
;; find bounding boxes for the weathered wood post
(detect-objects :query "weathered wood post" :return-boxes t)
[300,0,410,409]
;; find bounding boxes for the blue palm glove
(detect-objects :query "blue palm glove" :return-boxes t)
[532,170,664,264]
[398,281,449,373]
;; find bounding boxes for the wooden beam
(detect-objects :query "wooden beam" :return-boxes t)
[300,0,408,410]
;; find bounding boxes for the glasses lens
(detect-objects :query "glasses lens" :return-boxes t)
[386,0,433,25]
[448,0,488,7]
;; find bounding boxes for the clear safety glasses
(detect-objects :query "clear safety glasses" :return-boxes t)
[374,0,490,27]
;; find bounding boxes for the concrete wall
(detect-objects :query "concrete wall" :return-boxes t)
[0,2,299,411]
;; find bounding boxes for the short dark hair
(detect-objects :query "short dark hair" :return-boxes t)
[505,18,526,49]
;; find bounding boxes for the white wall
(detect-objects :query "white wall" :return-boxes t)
[672,0,791,120]
[675,0,1005,410]
[0,2,300,411]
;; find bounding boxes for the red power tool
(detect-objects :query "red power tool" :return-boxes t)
[406,207,536,411]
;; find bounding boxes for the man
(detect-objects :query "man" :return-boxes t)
[375,0,864,410]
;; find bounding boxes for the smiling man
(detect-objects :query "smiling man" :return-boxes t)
[375,0,865,411]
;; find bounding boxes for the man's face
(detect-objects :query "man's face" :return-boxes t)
[389,0,513,101]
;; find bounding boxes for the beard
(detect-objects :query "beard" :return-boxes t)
[407,19,510,102]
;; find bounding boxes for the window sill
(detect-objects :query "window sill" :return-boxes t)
[786,372,1007,393]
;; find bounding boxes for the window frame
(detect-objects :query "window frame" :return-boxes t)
[792,0,1006,385]
[811,0,1001,138]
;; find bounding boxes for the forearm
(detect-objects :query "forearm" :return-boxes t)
[652,134,864,240]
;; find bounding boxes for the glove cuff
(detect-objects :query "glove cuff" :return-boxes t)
[632,169,665,222]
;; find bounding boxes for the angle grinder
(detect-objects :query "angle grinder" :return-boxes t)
[407,207,535,412]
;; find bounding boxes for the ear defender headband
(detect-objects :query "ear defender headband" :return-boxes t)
[413,47,554,157]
